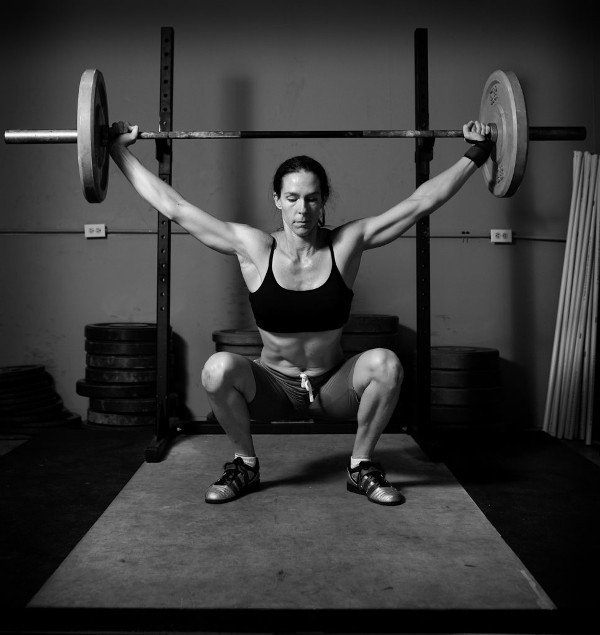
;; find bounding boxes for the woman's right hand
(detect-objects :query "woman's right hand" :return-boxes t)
[109,121,139,148]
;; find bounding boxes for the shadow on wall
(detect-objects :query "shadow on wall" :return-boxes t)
[171,332,194,422]
[509,184,543,428]
[169,77,257,420]
[221,75,256,330]
[394,324,417,425]
[499,357,533,427]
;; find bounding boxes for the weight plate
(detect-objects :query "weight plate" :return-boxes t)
[6,411,81,429]
[87,410,155,427]
[85,340,157,356]
[215,344,263,356]
[89,398,157,414]
[23,411,81,428]
[86,354,158,369]
[77,69,109,203]
[85,368,157,384]
[76,379,155,399]
[430,368,500,389]
[85,323,164,342]
[431,405,500,424]
[0,365,46,384]
[431,386,502,406]
[479,70,528,197]
[0,380,55,400]
[343,314,399,334]
[0,390,60,411]
[431,346,499,370]
[212,329,262,346]
[341,332,399,352]
[0,401,65,424]
[14,396,64,414]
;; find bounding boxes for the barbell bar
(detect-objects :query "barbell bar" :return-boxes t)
[5,127,586,142]
[4,69,587,202]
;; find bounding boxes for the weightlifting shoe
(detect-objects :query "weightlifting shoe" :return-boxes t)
[205,457,260,504]
[347,460,405,506]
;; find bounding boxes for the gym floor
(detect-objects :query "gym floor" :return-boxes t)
[1,421,599,635]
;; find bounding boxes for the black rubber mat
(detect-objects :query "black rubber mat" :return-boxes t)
[0,426,154,608]
[437,426,600,610]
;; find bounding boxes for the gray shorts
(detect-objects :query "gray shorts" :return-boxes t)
[247,355,361,421]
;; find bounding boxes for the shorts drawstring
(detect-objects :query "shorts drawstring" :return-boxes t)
[299,372,314,402]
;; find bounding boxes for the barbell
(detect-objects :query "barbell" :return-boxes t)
[4,69,586,203]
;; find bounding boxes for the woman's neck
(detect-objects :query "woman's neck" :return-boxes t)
[278,226,324,261]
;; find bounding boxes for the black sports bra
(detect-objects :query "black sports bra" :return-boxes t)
[249,231,354,333]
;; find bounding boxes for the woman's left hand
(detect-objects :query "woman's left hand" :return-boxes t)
[463,120,491,143]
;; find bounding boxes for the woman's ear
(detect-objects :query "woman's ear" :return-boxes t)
[273,192,282,209]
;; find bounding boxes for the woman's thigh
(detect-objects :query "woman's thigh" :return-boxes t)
[247,360,302,421]
[309,354,361,421]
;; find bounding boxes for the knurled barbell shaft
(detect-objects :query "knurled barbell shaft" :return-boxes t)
[3,126,587,144]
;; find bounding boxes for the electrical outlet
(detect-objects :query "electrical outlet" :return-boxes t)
[84,223,106,238]
[490,229,513,244]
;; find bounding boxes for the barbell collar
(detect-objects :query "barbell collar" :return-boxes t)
[3,125,586,144]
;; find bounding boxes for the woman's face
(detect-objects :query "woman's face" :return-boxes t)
[273,170,323,237]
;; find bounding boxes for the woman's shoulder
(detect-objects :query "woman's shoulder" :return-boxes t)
[329,219,365,247]
[234,223,274,246]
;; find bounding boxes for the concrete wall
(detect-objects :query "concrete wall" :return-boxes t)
[1,0,598,425]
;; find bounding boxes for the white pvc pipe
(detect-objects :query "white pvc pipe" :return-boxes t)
[544,152,584,437]
[585,159,600,445]
[561,154,596,438]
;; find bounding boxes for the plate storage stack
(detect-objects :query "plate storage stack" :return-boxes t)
[430,346,503,427]
[0,365,81,429]
[76,323,172,428]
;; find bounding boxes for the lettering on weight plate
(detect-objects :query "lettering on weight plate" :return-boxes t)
[496,162,505,183]
[489,84,498,106]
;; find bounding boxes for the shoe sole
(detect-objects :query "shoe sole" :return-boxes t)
[346,481,405,506]
[205,478,261,504]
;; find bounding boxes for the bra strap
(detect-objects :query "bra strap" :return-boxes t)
[268,237,276,269]
[326,230,338,268]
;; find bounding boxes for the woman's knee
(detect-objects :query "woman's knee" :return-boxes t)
[201,352,248,394]
[360,348,404,388]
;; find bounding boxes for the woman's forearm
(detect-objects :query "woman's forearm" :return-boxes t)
[413,156,479,215]
[110,144,183,219]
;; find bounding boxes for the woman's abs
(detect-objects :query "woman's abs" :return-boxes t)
[257,327,345,376]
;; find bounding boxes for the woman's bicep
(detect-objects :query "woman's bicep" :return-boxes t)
[174,202,248,255]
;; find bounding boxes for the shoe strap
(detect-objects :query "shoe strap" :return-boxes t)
[350,460,383,475]
[215,457,257,486]
[351,461,389,486]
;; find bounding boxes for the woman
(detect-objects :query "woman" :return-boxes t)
[109,120,491,506]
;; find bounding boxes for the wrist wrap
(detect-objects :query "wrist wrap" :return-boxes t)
[464,139,493,168]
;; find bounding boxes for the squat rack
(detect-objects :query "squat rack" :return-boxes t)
[145,26,444,461]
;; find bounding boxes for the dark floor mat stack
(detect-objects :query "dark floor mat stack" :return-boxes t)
[0,365,81,430]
